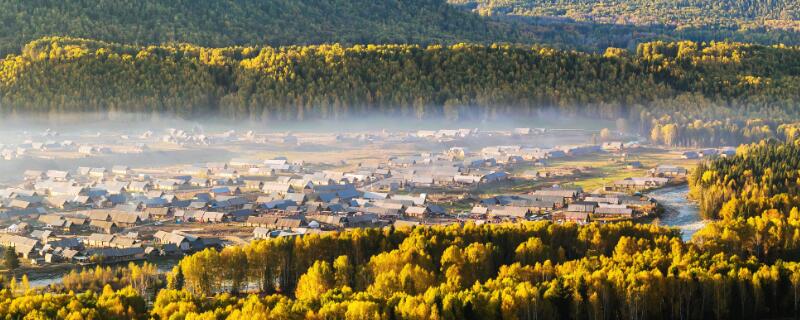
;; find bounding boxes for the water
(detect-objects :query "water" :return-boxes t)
[647,184,707,241]
[25,258,180,288]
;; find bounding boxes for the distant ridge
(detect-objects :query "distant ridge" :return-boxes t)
[0,0,513,56]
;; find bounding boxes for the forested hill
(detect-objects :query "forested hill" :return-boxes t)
[0,0,511,57]
[448,0,800,49]
[3,37,800,148]
[3,37,800,129]
[453,0,800,30]
[690,140,800,219]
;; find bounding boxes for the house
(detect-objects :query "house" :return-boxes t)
[61,249,80,262]
[567,203,596,213]
[284,193,307,205]
[38,214,73,231]
[47,237,81,250]
[46,170,71,181]
[229,158,261,169]
[64,216,89,228]
[29,230,52,242]
[153,179,185,191]
[245,215,306,230]
[89,220,119,234]
[88,168,108,179]
[109,211,142,227]
[488,206,529,219]
[307,215,346,228]
[110,236,138,248]
[606,177,669,192]
[262,182,292,194]
[112,166,130,176]
[253,227,270,239]
[189,177,211,188]
[344,214,379,228]
[411,175,434,187]
[23,170,44,181]
[533,187,580,202]
[85,233,116,247]
[563,212,590,224]
[481,171,509,183]
[594,207,634,218]
[153,231,191,251]
[650,165,688,177]
[84,247,145,263]
[471,206,489,216]
[390,194,427,206]
[584,196,620,204]
[10,199,34,209]
[405,206,429,218]
[215,168,239,179]
[127,181,152,193]
[210,186,233,197]
[143,207,171,219]
[198,211,226,223]
[0,234,39,258]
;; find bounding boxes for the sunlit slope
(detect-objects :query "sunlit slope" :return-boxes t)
[2,37,800,125]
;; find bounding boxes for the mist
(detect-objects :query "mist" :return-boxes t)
[0,111,619,185]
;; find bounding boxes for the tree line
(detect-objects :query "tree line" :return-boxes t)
[3,0,798,59]
[453,0,800,30]
[0,0,512,57]
[690,139,800,219]
[3,219,800,319]
[3,37,800,147]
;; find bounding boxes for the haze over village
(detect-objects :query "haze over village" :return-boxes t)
[4,0,800,317]
[0,116,711,285]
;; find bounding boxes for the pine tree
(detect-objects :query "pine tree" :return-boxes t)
[3,246,19,273]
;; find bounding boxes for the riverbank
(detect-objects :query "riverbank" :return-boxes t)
[5,257,181,288]
[646,184,707,241]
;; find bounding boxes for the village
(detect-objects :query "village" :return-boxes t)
[0,125,723,271]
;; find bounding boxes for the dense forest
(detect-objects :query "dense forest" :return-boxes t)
[448,0,800,50]
[452,0,800,29]
[0,0,798,58]
[0,0,516,57]
[3,219,800,319]
[690,139,800,219]
[3,37,800,146]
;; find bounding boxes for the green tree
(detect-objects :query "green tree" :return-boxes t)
[4,246,19,273]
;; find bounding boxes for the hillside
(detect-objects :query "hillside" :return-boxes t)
[449,0,800,48]
[689,140,800,219]
[3,37,800,147]
[452,0,800,29]
[3,0,799,57]
[0,0,511,57]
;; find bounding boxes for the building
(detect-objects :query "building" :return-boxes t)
[650,165,688,177]
[153,231,191,251]
[89,220,119,234]
[563,212,590,224]
[0,234,39,258]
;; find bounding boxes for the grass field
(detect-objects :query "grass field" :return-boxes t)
[511,147,701,193]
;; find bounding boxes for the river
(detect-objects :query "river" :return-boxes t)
[646,184,707,241]
[26,258,180,288]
